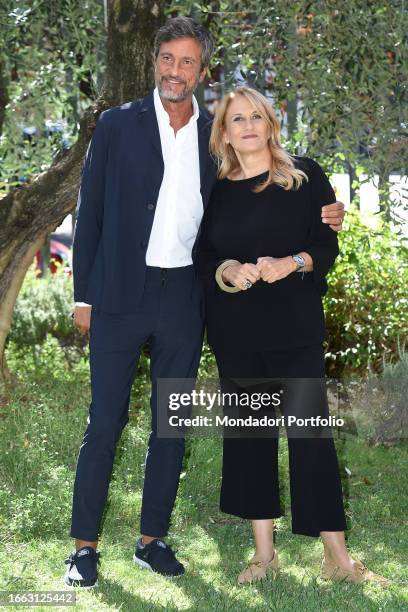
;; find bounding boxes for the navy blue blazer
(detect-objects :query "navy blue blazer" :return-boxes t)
[72,92,217,313]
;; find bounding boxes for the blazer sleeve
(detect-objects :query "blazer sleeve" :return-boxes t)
[304,158,340,288]
[72,111,110,302]
[197,194,221,292]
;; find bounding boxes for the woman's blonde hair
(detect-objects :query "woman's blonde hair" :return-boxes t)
[209,86,307,192]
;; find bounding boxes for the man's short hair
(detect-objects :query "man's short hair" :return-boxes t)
[154,16,214,69]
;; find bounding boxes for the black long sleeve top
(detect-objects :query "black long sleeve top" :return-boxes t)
[198,156,339,352]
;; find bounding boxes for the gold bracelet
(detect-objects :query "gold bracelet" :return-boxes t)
[215,259,242,293]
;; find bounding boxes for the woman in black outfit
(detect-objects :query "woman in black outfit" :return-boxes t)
[198,87,387,586]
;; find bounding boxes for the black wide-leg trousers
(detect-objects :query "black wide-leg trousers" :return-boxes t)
[214,344,347,537]
[70,266,204,541]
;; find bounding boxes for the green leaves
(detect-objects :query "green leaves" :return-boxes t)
[170,0,407,216]
[324,207,408,376]
[0,0,105,195]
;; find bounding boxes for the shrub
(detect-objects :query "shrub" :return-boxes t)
[7,262,149,378]
[344,346,408,446]
[324,208,408,377]
[7,263,84,354]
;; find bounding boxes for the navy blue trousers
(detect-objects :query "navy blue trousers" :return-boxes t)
[70,266,204,540]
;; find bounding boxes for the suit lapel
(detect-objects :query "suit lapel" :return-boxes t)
[136,93,162,159]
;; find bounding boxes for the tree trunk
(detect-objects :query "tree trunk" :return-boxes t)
[0,56,9,137]
[378,167,391,222]
[345,159,358,209]
[0,0,165,384]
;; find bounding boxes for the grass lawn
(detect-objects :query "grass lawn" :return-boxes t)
[0,362,407,611]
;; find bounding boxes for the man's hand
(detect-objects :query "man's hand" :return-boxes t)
[73,305,92,335]
[256,256,296,283]
[322,200,345,232]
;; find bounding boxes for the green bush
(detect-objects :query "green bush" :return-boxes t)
[342,346,408,446]
[8,263,83,353]
[6,262,152,379]
[324,208,408,377]
[365,345,408,445]
[6,333,90,382]
[6,263,93,377]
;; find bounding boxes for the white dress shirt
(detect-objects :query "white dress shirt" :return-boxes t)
[75,87,204,307]
[145,87,203,267]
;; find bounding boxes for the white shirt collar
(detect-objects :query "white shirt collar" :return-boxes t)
[153,87,199,127]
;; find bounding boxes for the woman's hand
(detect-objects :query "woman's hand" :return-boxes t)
[222,262,261,290]
[256,256,297,283]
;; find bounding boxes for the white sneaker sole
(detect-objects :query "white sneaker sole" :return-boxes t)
[64,575,98,589]
[133,554,152,571]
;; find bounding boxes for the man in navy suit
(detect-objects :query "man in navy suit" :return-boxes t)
[64,16,345,586]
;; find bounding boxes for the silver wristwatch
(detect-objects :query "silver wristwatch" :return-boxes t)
[292,254,305,271]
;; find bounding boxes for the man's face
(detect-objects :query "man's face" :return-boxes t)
[155,37,206,102]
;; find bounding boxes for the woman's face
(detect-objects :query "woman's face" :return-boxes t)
[223,96,271,156]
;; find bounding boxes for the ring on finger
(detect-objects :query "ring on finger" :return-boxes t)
[242,279,252,290]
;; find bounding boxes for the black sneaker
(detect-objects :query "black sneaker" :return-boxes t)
[64,546,101,588]
[133,538,185,577]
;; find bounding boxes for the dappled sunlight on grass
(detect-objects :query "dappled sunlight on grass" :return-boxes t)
[180,525,222,569]
[1,371,407,609]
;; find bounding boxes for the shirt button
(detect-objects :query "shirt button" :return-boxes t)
[140,241,147,249]
[147,203,155,210]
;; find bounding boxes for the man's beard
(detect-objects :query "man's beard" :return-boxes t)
[156,75,200,102]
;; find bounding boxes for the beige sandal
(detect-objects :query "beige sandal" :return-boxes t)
[238,550,280,584]
[321,558,389,587]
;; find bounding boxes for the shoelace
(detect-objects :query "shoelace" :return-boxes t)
[144,539,173,553]
[154,541,178,557]
[144,541,181,565]
[64,551,101,566]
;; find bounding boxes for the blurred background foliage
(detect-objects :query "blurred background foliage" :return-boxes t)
[170,0,407,221]
[1,1,407,210]
[325,208,407,377]
[0,0,105,192]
